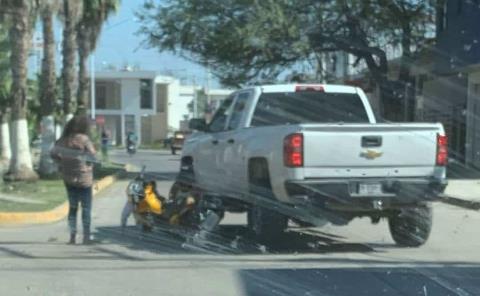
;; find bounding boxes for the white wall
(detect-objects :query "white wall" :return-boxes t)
[121,79,140,143]
[168,81,194,130]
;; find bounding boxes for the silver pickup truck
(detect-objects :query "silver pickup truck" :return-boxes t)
[179,84,447,247]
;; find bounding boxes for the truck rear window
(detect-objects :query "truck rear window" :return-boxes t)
[251,92,370,126]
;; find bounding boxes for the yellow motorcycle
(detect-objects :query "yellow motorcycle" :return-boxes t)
[126,166,196,232]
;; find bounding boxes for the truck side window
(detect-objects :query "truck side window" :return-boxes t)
[208,96,235,133]
[227,92,249,130]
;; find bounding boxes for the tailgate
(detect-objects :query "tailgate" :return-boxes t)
[302,123,442,178]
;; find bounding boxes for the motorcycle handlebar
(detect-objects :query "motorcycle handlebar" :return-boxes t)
[139,165,146,178]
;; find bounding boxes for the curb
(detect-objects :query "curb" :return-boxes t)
[0,174,119,226]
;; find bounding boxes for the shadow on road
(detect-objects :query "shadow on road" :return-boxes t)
[95,224,379,257]
[238,265,480,296]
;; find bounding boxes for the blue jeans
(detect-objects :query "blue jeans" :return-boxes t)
[65,184,92,235]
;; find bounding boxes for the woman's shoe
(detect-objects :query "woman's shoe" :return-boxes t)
[68,233,76,245]
[83,233,95,245]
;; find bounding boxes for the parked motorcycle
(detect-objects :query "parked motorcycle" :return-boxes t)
[125,166,197,232]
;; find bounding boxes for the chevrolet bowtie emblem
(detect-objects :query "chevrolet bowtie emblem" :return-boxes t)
[361,150,383,160]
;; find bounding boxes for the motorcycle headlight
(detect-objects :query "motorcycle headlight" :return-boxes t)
[127,181,143,196]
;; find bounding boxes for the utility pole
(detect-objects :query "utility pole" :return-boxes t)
[206,65,211,105]
[193,76,198,118]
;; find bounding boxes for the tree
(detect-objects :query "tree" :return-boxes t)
[76,0,120,114]
[60,0,82,121]
[0,20,11,168]
[376,0,436,121]
[137,0,436,120]
[0,0,38,181]
[38,0,60,177]
[138,0,310,86]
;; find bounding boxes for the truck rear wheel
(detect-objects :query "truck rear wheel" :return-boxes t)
[388,205,432,247]
[248,159,288,243]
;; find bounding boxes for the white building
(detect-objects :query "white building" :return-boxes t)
[91,70,232,145]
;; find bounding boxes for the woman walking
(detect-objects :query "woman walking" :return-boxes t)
[51,116,96,244]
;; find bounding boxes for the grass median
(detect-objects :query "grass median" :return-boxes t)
[0,180,67,212]
[0,162,125,213]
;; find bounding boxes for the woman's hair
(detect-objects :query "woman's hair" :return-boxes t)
[62,116,90,138]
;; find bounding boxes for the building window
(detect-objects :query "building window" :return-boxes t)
[140,79,153,109]
[96,83,107,109]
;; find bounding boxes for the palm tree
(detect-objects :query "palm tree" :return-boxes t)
[38,0,59,177]
[0,21,11,170]
[76,0,120,114]
[0,0,38,181]
[61,0,82,121]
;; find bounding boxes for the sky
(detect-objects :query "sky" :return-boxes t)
[29,0,218,88]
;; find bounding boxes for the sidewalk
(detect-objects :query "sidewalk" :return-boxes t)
[444,162,480,202]
[445,180,480,202]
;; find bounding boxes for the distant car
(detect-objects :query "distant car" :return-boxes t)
[170,131,191,155]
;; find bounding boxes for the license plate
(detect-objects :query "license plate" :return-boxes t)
[358,183,383,196]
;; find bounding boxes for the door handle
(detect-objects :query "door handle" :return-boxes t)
[211,139,219,145]
[227,139,235,144]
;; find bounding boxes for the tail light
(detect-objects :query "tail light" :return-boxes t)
[436,134,448,166]
[284,133,303,167]
[295,85,324,92]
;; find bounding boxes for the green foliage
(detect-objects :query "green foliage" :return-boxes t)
[0,179,66,212]
[77,0,120,54]
[90,125,101,148]
[0,21,11,113]
[93,161,125,179]
[137,0,436,87]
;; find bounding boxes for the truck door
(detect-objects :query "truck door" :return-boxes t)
[195,94,236,192]
[217,90,252,198]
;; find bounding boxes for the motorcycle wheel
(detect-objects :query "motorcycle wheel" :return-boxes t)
[169,181,202,228]
[140,213,155,232]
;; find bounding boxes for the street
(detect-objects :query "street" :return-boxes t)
[1,150,480,296]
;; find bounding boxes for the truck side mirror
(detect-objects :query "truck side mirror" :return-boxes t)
[189,118,207,132]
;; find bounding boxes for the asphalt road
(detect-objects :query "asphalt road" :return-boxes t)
[1,150,480,296]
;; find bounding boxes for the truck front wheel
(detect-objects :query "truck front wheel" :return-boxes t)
[388,205,432,247]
